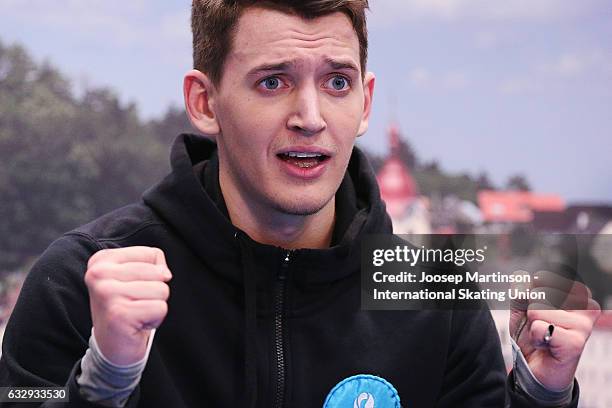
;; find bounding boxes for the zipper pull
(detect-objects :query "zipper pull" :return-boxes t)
[279,250,291,279]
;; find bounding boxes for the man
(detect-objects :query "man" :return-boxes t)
[0,1,600,407]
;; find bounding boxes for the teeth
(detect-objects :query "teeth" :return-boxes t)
[286,152,323,158]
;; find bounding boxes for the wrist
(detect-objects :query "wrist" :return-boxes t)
[511,338,574,406]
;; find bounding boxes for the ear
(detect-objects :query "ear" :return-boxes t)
[183,69,221,136]
[356,71,375,137]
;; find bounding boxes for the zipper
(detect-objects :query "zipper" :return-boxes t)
[274,250,291,408]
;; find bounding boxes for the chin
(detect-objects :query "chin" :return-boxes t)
[270,195,332,217]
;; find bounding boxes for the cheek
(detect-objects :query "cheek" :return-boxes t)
[217,97,277,157]
[325,101,362,143]
[324,93,363,125]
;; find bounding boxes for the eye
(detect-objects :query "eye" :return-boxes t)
[326,75,350,91]
[259,76,281,90]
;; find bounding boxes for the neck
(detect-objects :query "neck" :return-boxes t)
[219,176,336,250]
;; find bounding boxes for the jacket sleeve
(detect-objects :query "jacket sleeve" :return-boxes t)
[505,371,579,408]
[0,233,140,407]
[433,302,580,408]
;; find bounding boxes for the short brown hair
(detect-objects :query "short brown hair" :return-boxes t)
[191,0,369,86]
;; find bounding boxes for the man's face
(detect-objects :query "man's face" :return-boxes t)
[212,7,373,217]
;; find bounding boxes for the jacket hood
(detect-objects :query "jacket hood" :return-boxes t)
[143,133,392,286]
[146,133,392,408]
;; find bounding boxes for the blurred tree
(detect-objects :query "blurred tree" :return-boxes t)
[393,134,417,170]
[361,149,384,173]
[362,142,482,203]
[0,39,178,272]
[414,169,478,203]
[148,106,195,147]
[420,159,441,173]
[0,37,511,272]
[506,174,531,191]
[476,171,496,191]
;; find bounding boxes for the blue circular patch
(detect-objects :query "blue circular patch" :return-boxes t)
[323,374,401,408]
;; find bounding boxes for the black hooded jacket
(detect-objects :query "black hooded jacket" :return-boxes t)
[0,134,578,407]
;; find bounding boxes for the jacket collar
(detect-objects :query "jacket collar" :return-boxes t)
[143,133,392,286]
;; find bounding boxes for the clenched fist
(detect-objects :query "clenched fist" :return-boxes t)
[510,270,601,391]
[84,247,172,365]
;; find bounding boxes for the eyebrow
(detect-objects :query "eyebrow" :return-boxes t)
[324,58,359,73]
[247,62,291,75]
[247,58,359,76]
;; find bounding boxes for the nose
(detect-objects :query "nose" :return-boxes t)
[286,85,326,136]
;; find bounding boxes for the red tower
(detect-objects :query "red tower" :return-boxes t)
[376,124,417,218]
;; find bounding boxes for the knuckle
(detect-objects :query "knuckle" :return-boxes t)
[577,317,594,333]
[160,283,170,300]
[526,309,540,321]
[151,247,164,261]
[85,264,106,282]
[592,300,602,314]
[87,255,97,270]
[92,280,115,300]
[157,301,168,317]
[155,265,166,279]
[572,281,586,293]
[84,270,94,287]
[88,249,109,268]
[147,282,170,300]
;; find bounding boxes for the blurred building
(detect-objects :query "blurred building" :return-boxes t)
[376,125,431,234]
[381,153,612,406]
[478,190,565,231]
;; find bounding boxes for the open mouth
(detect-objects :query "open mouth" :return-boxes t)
[276,152,330,168]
